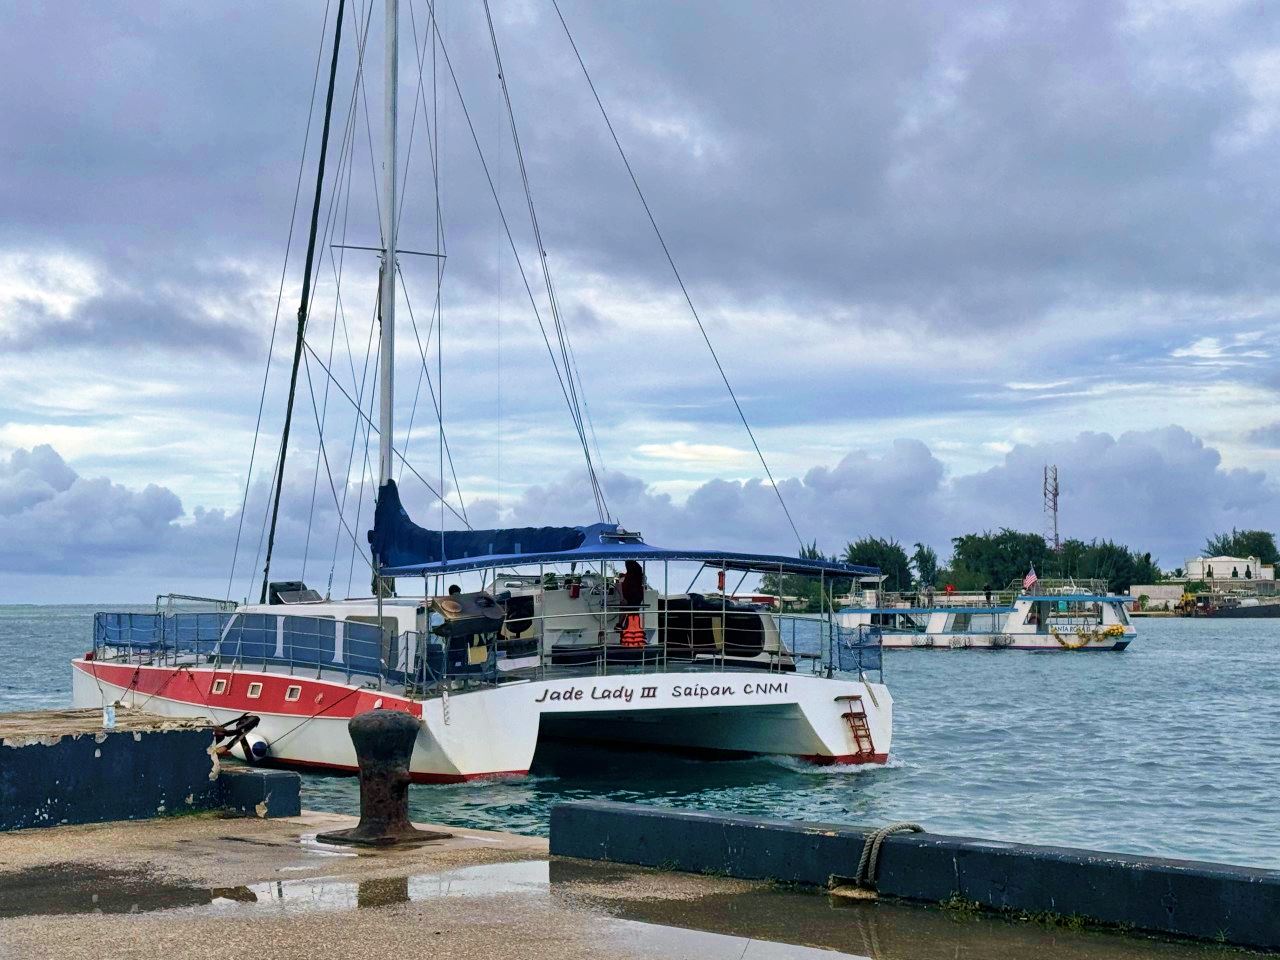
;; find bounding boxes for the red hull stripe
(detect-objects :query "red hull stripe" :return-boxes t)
[74,660,420,720]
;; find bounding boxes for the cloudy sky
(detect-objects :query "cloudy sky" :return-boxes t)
[3,0,1280,602]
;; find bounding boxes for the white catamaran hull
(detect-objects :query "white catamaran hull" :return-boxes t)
[72,659,891,781]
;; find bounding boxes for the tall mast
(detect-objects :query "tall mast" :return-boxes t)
[378,0,398,489]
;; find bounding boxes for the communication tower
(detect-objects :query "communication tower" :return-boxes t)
[1043,464,1060,552]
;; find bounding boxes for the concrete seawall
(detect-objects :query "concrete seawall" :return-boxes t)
[550,800,1280,950]
[0,708,299,830]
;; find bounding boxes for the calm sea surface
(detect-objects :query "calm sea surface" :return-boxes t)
[4,605,1277,867]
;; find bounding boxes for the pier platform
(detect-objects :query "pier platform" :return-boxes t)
[0,810,1255,959]
[0,707,299,829]
[552,801,1280,952]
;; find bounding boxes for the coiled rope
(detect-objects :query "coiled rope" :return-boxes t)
[853,822,925,890]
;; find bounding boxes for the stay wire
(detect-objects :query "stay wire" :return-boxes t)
[399,261,468,523]
[258,0,349,606]
[300,349,374,568]
[419,0,610,525]
[302,337,470,527]
[227,0,333,602]
[550,0,805,550]
[481,0,607,521]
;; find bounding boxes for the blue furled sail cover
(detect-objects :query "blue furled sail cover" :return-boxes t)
[370,479,586,569]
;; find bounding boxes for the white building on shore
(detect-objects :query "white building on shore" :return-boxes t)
[1184,555,1275,585]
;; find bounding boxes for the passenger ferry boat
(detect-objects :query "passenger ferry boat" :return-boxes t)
[838,578,1135,651]
[70,0,892,780]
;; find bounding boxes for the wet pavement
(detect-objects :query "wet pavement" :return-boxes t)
[0,812,1251,959]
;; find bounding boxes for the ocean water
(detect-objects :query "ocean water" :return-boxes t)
[4,605,1278,867]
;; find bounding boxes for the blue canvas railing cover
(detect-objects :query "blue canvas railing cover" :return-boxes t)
[94,612,164,649]
[834,624,883,675]
[93,612,396,682]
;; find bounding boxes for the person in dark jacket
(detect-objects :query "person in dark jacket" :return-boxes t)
[615,560,646,635]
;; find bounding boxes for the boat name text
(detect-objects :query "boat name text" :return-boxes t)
[533,681,789,704]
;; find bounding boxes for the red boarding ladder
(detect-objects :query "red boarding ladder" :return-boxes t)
[835,695,876,760]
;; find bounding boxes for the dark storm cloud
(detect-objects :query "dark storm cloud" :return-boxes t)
[489,0,1280,328]
[3,292,251,355]
[5,0,1280,356]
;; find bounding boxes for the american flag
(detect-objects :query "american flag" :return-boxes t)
[1023,565,1039,591]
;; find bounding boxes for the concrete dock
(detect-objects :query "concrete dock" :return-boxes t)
[0,811,1253,960]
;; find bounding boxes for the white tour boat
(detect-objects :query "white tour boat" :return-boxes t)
[838,578,1135,651]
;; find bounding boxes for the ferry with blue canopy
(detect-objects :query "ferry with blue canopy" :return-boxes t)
[838,577,1135,651]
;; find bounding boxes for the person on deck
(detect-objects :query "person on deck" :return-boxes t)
[615,560,646,637]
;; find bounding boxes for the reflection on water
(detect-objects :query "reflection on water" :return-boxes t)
[0,858,1243,959]
[6,607,1280,866]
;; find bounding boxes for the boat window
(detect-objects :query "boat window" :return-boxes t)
[211,679,227,695]
[949,612,971,632]
[970,613,995,633]
[1115,604,1130,625]
[285,684,301,702]
[247,682,263,699]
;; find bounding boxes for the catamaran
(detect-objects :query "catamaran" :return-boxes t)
[71,0,892,779]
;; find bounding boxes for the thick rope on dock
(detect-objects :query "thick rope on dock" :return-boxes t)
[853,822,924,890]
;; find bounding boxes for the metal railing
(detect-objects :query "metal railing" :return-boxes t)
[93,612,394,687]
[91,603,884,697]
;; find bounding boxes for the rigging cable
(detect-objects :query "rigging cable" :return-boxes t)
[399,262,468,523]
[419,0,611,525]
[550,0,805,550]
[251,0,375,598]
[395,7,438,486]
[481,0,607,522]
[258,0,349,604]
[226,0,333,602]
[302,9,366,581]
[398,5,465,523]
[302,338,470,527]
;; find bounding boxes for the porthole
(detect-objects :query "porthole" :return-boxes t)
[211,679,227,695]
[285,685,302,702]
[247,682,263,700]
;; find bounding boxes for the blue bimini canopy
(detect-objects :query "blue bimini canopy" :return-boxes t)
[369,479,877,579]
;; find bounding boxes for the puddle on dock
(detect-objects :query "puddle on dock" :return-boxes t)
[0,858,1246,959]
[0,864,245,918]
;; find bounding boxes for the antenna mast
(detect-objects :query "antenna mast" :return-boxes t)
[378,0,398,489]
[1043,464,1060,553]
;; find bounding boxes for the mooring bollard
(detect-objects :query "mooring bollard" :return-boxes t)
[316,709,451,847]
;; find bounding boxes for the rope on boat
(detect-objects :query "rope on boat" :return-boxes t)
[853,822,925,890]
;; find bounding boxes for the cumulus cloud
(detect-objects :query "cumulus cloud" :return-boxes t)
[1246,421,1280,447]
[4,425,1278,600]
[457,428,1280,571]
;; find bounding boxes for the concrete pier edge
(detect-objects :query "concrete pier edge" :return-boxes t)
[549,800,1280,951]
[0,709,300,829]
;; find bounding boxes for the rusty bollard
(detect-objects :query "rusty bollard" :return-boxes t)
[316,709,451,847]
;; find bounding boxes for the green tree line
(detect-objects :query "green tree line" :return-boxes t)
[760,528,1276,608]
